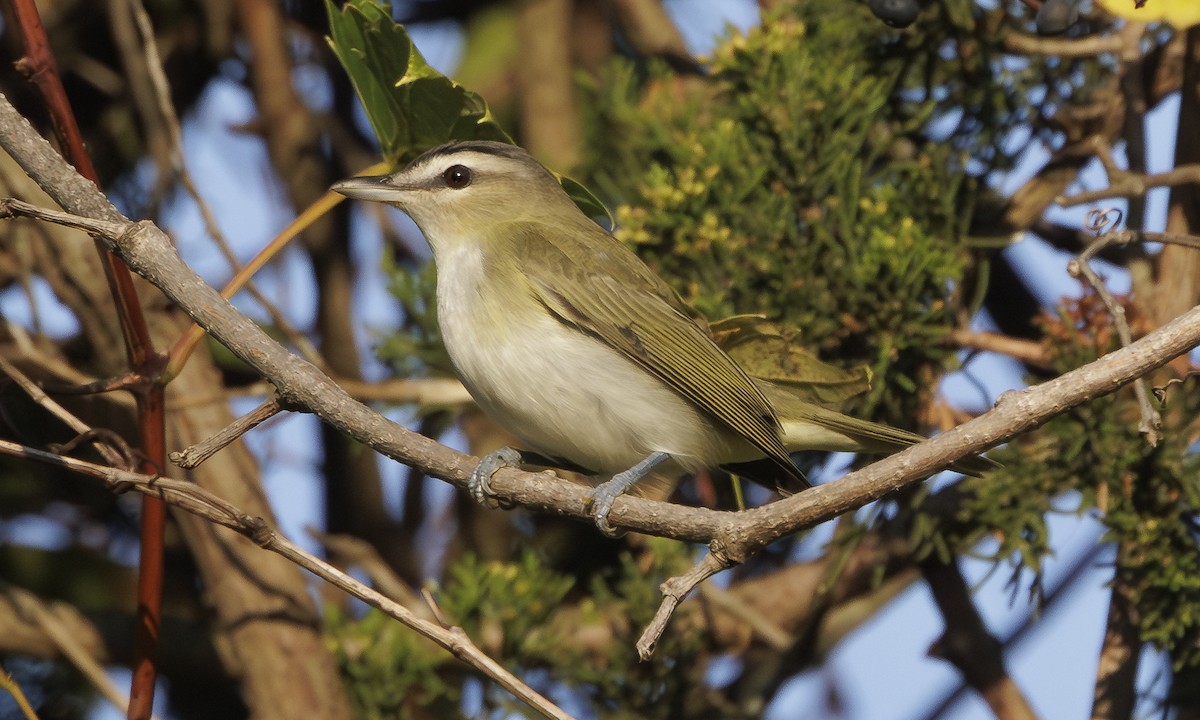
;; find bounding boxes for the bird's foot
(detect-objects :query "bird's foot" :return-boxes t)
[586,475,636,537]
[585,452,670,537]
[468,447,522,509]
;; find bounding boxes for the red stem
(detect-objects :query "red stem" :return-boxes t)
[128,389,166,719]
[2,2,167,718]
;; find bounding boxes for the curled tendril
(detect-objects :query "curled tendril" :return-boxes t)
[1085,207,1124,236]
[1152,371,1200,404]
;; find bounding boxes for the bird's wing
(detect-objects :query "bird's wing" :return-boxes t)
[514,223,808,488]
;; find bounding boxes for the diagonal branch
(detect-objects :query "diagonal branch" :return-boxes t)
[921,557,1037,720]
[6,585,158,720]
[0,437,574,720]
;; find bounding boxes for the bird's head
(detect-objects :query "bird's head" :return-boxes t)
[332,141,577,249]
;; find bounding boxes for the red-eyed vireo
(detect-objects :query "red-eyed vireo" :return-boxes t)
[333,141,991,534]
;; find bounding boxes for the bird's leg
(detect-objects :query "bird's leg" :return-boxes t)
[468,446,523,509]
[587,451,671,536]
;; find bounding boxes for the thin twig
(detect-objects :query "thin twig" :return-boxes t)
[119,0,325,369]
[697,583,793,651]
[1152,371,1200,404]
[0,660,39,720]
[421,588,452,628]
[7,586,158,720]
[1004,31,1123,57]
[1057,164,1200,207]
[1067,209,1162,445]
[947,329,1052,368]
[169,394,283,468]
[0,320,139,401]
[0,438,575,720]
[637,550,730,659]
[0,355,126,467]
[309,529,433,619]
[163,376,472,410]
[1094,229,1200,250]
[333,376,474,406]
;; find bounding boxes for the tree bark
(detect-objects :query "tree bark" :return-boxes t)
[1090,561,1141,720]
[1154,28,1200,332]
[516,0,581,170]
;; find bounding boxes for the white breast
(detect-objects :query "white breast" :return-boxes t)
[433,243,757,476]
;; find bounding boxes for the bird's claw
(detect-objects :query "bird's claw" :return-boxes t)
[583,453,670,537]
[586,476,630,538]
[469,447,522,509]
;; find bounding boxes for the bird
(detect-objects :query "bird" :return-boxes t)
[332,140,991,534]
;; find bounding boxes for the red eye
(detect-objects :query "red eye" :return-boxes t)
[443,165,472,189]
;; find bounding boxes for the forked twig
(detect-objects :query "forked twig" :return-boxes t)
[1066,208,1162,445]
[170,395,284,468]
[636,550,729,659]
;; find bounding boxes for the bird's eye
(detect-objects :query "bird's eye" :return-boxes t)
[443,164,472,189]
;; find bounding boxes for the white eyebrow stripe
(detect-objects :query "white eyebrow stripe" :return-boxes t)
[420,152,524,173]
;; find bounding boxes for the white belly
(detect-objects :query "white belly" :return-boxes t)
[434,245,757,476]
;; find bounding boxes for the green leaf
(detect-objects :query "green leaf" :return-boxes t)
[325,0,611,222]
[326,0,508,161]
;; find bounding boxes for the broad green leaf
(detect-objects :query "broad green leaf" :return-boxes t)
[326,0,611,222]
[710,315,872,407]
[326,0,508,161]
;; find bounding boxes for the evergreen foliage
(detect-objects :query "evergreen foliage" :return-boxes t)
[579,3,978,423]
[912,293,1200,669]
[328,543,702,719]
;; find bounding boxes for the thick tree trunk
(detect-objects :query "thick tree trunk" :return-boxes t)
[1153,28,1200,331]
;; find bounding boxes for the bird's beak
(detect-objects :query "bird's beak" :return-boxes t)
[331,175,406,202]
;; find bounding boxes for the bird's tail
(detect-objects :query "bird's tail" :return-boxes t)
[756,379,998,477]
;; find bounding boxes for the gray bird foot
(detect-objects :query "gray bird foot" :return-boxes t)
[586,475,636,537]
[585,451,670,537]
[469,447,522,509]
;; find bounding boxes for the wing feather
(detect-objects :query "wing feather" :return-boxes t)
[512,222,807,487]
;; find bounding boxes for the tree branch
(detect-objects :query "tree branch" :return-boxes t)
[6,585,156,719]
[0,438,575,720]
[922,557,1037,720]
[0,91,356,720]
[1091,549,1141,720]
[947,329,1052,368]
[1004,31,1123,57]
[1058,164,1200,207]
